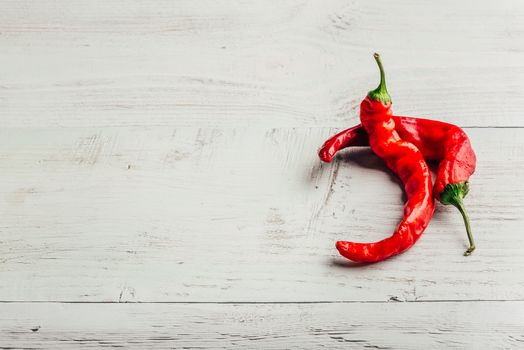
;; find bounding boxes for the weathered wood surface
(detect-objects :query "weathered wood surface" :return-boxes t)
[1,302,523,349]
[2,0,524,348]
[0,127,522,302]
[1,0,523,128]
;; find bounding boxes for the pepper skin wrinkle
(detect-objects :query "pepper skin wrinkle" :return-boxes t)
[318,117,476,255]
[335,54,435,263]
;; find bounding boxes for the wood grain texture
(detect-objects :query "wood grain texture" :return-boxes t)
[0,126,522,302]
[1,302,523,349]
[2,1,524,347]
[1,0,523,128]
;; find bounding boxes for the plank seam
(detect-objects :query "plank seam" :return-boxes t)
[0,299,523,304]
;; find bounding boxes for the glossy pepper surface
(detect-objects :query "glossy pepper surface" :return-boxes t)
[318,116,476,255]
[335,54,435,263]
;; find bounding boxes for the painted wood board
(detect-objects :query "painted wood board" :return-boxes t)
[0,127,522,302]
[0,301,523,349]
[1,0,523,128]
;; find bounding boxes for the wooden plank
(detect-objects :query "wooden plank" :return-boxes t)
[0,301,523,349]
[1,0,523,128]
[0,126,522,302]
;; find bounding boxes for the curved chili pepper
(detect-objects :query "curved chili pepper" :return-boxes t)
[335,54,435,263]
[318,117,476,255]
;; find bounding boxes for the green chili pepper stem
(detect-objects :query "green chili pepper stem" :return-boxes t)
[455,198,475,256]
[368,53,392,104]
[440,182,476,256]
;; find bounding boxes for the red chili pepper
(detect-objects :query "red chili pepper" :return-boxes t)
[318,117,476,255]
[334,53,435,263]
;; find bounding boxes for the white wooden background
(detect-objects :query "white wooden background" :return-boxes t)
[1,0,524,348]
